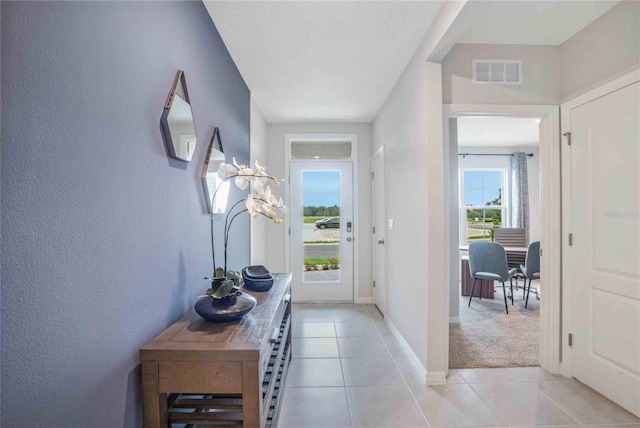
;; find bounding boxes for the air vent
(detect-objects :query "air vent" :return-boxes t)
[472,60,522,85]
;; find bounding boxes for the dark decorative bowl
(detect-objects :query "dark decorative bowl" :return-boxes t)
[194,291,257,322]
[242,274,275,292]
[242,265,271,279]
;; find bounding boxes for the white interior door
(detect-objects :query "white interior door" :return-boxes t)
[372,150,386,314]
[290,161,354,302]
[568,81,640,416]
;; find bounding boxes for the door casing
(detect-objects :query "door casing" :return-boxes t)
[372,146,386,314]
[284,133,360,302]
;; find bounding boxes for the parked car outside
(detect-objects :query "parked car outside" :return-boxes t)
[315,217,340,229]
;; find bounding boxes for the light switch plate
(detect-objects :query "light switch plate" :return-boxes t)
[387,218,394,231]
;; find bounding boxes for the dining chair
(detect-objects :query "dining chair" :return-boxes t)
[520,241,541,308]
[468,241,517,314]
[494,227,527,295]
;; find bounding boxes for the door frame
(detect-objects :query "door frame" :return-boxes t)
[560,68,640,378]
[371,145,386,314]
[284,133,359,302]
[443,104,562,374]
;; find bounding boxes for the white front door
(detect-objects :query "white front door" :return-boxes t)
[372,150,386,314]
[568,81,640,416]
[290,161,354,302]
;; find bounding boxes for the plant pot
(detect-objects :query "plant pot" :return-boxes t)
[194,291,257,322]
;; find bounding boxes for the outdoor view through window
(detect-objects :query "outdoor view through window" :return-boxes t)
[463,170,505,242]
[302,171,341,282]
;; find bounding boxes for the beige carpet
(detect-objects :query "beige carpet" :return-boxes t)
[449,282,540,368]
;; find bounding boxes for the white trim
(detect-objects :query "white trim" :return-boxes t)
[284,133,359,302]
[371,146,386,315]
[355,297,374,304]
[385,317,427,380]
[561,69,640,111]
[444,103,562,374]
[449,317,460,324]
[425,371,447,385]
[560,68,640,378]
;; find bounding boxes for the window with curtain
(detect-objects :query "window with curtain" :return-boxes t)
[460,169,508,243]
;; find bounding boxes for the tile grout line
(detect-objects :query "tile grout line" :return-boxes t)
[532,381,587,428]
[335,315,356,428]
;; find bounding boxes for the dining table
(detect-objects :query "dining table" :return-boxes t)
[459,244,528,254]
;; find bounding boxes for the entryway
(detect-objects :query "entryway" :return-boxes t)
[287,136,357,302]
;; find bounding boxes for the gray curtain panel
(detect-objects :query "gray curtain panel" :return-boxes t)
[511,152,530,243]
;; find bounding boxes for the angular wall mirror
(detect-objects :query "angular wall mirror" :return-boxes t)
[202,128,229,214]
[161,70,197,162]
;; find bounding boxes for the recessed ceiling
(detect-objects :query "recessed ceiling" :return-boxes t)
[457,117,539,147]
[459,1,619,45]
[204,1,444,122]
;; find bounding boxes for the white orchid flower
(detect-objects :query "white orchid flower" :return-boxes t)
[254,160,267,173]
[246,194,260,217]
[252,178,265,195]
[264,186,273,204]
[217,162,237,179]
[235,175,251,190]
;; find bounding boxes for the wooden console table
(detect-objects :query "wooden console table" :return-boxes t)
[141,273,292,428]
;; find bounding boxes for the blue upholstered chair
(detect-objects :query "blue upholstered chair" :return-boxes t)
[520,241,541,308]
[468,241,517,314]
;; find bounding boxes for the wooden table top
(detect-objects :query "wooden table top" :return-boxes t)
[459,245,528,253]
[140,273,291,361]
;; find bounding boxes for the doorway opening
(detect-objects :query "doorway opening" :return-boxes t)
[449,115,543,369]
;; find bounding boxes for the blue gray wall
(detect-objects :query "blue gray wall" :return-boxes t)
[1,2,250,426]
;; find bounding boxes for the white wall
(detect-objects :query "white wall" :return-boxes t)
[249,96,269,265]
[457,146,540,243]
[372,58,447,378]
[264,122,373,301]
[442,2,640,106]
[442,44,561,105]
[560,0,640,102]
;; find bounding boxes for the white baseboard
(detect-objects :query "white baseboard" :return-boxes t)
[384,317,427,382]
[449,316,460,324]
[425,371,447,385]
[355,297,374,304]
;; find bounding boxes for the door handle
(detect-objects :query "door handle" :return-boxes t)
[378,239,385,245]
[347,237,352,242]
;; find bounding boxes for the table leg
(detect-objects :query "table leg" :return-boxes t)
[242,361,261,428]
[141,360,168,428]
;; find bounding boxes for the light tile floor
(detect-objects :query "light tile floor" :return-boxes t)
[279,303,640,428]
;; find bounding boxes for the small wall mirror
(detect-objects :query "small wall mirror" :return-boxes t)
[202,128,229,214]
[161,70,197,162]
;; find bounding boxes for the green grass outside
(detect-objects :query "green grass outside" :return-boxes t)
[303,216,325,224]
[303,240,338,244]
[467,235,488,241]
[304,258,336,265]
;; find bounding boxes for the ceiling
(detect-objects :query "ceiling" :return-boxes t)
[204,1,444,122]
[205,1,619,123]
[457,117,539,147]
[458,1,618,45]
